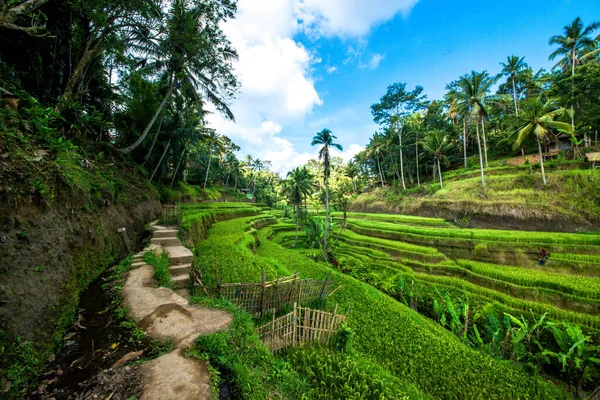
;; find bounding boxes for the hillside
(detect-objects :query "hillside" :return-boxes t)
[351,158,600,232]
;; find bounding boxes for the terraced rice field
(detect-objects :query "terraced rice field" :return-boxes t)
[181,203,600,399]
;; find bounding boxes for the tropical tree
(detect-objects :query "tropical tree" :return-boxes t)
[311,129,343,259]
[202,130,222,188]
[371,83,428,190]
[284,167,313,247]
[406,112,425,187]
[514,98,572,185]
[499,56,528,117]
[119,0,238,155]
[344,161,359,192]
[549,17,600,129]
[367,133,387,187]
[420,130,452,189]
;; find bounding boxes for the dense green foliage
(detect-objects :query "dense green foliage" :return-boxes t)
[183,206,569,399]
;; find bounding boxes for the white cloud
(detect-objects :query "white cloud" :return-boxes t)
[295,0,419,37]
[369,53,385,69]
[206,0,419,174]
[331,143,365,162]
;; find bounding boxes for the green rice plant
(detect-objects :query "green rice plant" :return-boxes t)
[345,218,600,247]
[330,212,451,227]
[283,347,429,399]
[458,260,600,300]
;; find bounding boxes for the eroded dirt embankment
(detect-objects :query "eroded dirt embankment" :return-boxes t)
[0,198,161,344]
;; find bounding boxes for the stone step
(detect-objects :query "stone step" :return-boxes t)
[172,275,190,289]
[169,263,192,276]
[151,237,179,247]
[131,261,146,268]
[165,246,193,265]
[153,229,179,239]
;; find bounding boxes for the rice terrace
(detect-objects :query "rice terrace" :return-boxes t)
[1,0,600,399]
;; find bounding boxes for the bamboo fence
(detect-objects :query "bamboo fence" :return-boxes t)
[257,303,345,353]
[192,269,340,317]
[161,204,181,223]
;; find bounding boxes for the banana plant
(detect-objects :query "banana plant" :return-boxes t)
[543,321,600,397]
[504,312,548,370]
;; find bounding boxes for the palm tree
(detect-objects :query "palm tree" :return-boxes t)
[549,17,600,129]
[450,71,509,186]
[202,130,222,189]
[253,158,264,171]
[406,113,424,187]
[344,161,359,192]
[285,167,313,247]
[421,130,453,189]
[499,56,528,117]
[311,129,343,259]
[119,0,238,155]
[367,133,387,187]
[514,98,572,185]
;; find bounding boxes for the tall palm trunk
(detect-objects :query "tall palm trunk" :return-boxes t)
[463,119,468,168]
[150,139,170,182]
[397,123,406,190]
[437,158,443,189]
[475,120,485,187]
[481,118,489,168]
[119,81,176,155]
[324,180,330,258]
[377,155,385,187]
[203,149,213,189]
[511,77,519,117]
[170,142,188,187]
[415,132,421,187]
[537,135,547,185]
[571,49,576,130]
[142,117,164,167]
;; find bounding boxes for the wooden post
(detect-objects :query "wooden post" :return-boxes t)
[328,304,338,343]
[260,269,266,318]
[320,272,331,301]
[297,279,303,305]
[288,273,298,305]
[271,309,276,352]
[292,302,297,347]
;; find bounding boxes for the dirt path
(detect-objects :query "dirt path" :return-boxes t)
[121,224,232,400]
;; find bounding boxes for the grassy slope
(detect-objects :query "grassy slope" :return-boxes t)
[352,161,600,230]
[187,211,564,399]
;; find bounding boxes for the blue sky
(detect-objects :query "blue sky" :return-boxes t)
[206,0,600,174]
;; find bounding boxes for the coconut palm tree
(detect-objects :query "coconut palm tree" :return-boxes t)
[406,112,424,187]
[499,56,528,117]
[449,72,509,186]
[549,17,600,129]
[420,130,453,189]
[311,129,343,259]
[119,0,238,155]
[345,161,359,192]
[514,98,573,185]
[202,130,222,189]
[367,133,387,187]
[284,167,313,247]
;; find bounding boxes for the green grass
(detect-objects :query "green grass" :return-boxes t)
[182,209,567,399]
[457,260,600,300]
[331,212,451,227]
[345,218,600,247]
[144,251,173,288]
[187,297,310,399]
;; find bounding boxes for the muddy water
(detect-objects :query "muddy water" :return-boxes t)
[28,266,141,399]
